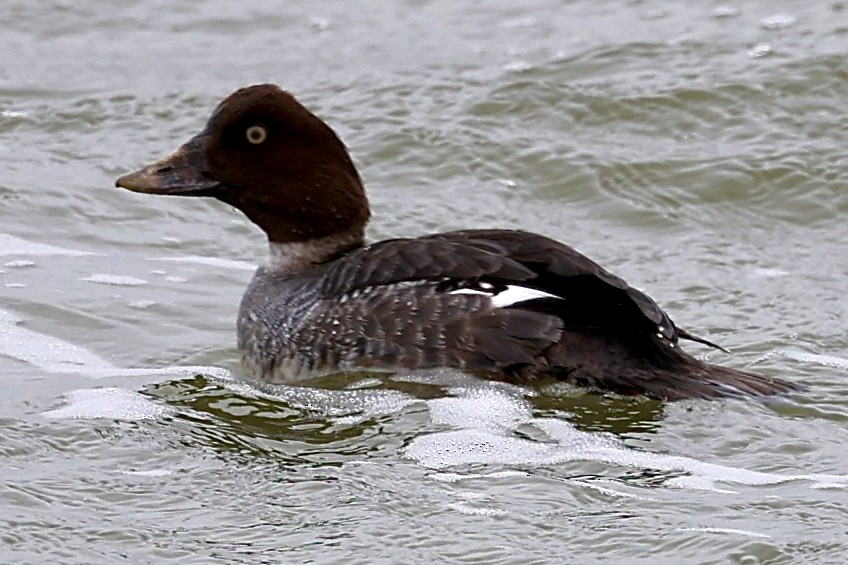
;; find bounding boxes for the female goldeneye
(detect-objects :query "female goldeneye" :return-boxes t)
[116,84,799,400]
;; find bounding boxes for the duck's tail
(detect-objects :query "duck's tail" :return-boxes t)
[603,362,803,402]
[677,362,802,400]
[545,331,803,401]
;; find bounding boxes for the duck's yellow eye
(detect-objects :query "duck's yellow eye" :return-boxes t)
[246,125,267,145]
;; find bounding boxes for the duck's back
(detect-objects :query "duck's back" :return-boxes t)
[237,229,799,400]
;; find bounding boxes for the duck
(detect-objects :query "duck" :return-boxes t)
[115,84,800,401]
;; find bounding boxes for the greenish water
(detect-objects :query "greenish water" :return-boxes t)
[2,1,848,563]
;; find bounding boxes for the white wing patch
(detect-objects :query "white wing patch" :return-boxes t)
[491,286,560,308]
[450,284,561,308]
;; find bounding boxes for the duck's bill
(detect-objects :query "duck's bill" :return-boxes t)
[115,135,220,196]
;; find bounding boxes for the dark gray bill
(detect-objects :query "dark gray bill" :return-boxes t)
[115,134,220,195]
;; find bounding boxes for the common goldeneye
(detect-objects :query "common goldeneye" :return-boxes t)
[116,84,799,400]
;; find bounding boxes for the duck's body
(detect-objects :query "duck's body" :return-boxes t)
[116,84,799,401]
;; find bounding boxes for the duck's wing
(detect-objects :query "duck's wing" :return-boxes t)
[317,228,714,351]
[318,234,537,295]
[320,228,686,347]
[313,229,799,399]
[426,229,683,343]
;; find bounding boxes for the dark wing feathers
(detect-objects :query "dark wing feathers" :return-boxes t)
[425,229,678,342]
[319,229,679,346]
[463,308,563,368]
[319,237,536,296]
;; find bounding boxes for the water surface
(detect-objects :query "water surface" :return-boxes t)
[2,1,848,563]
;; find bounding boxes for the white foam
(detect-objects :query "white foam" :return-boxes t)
[42,387,172,420]
[3,260,35,268]
[149,256,255,271]
[0,307,230,379]
[80,274,148,286]
[711,6,740,18]
[227,379,417,423]
[0,233,94,257]
[404,384,848,491]
[677,527,771,539]
[122,469,174,477]
[761,13,796,30]
[427,387,531,431]
[1,308,127,375]
[448,492,509,517]
[572,480,642,499]
[778,349,848,370]
[749,44,772,59]
[393,368,532,396]
[429,470,530,483]
[751,267,789,278]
